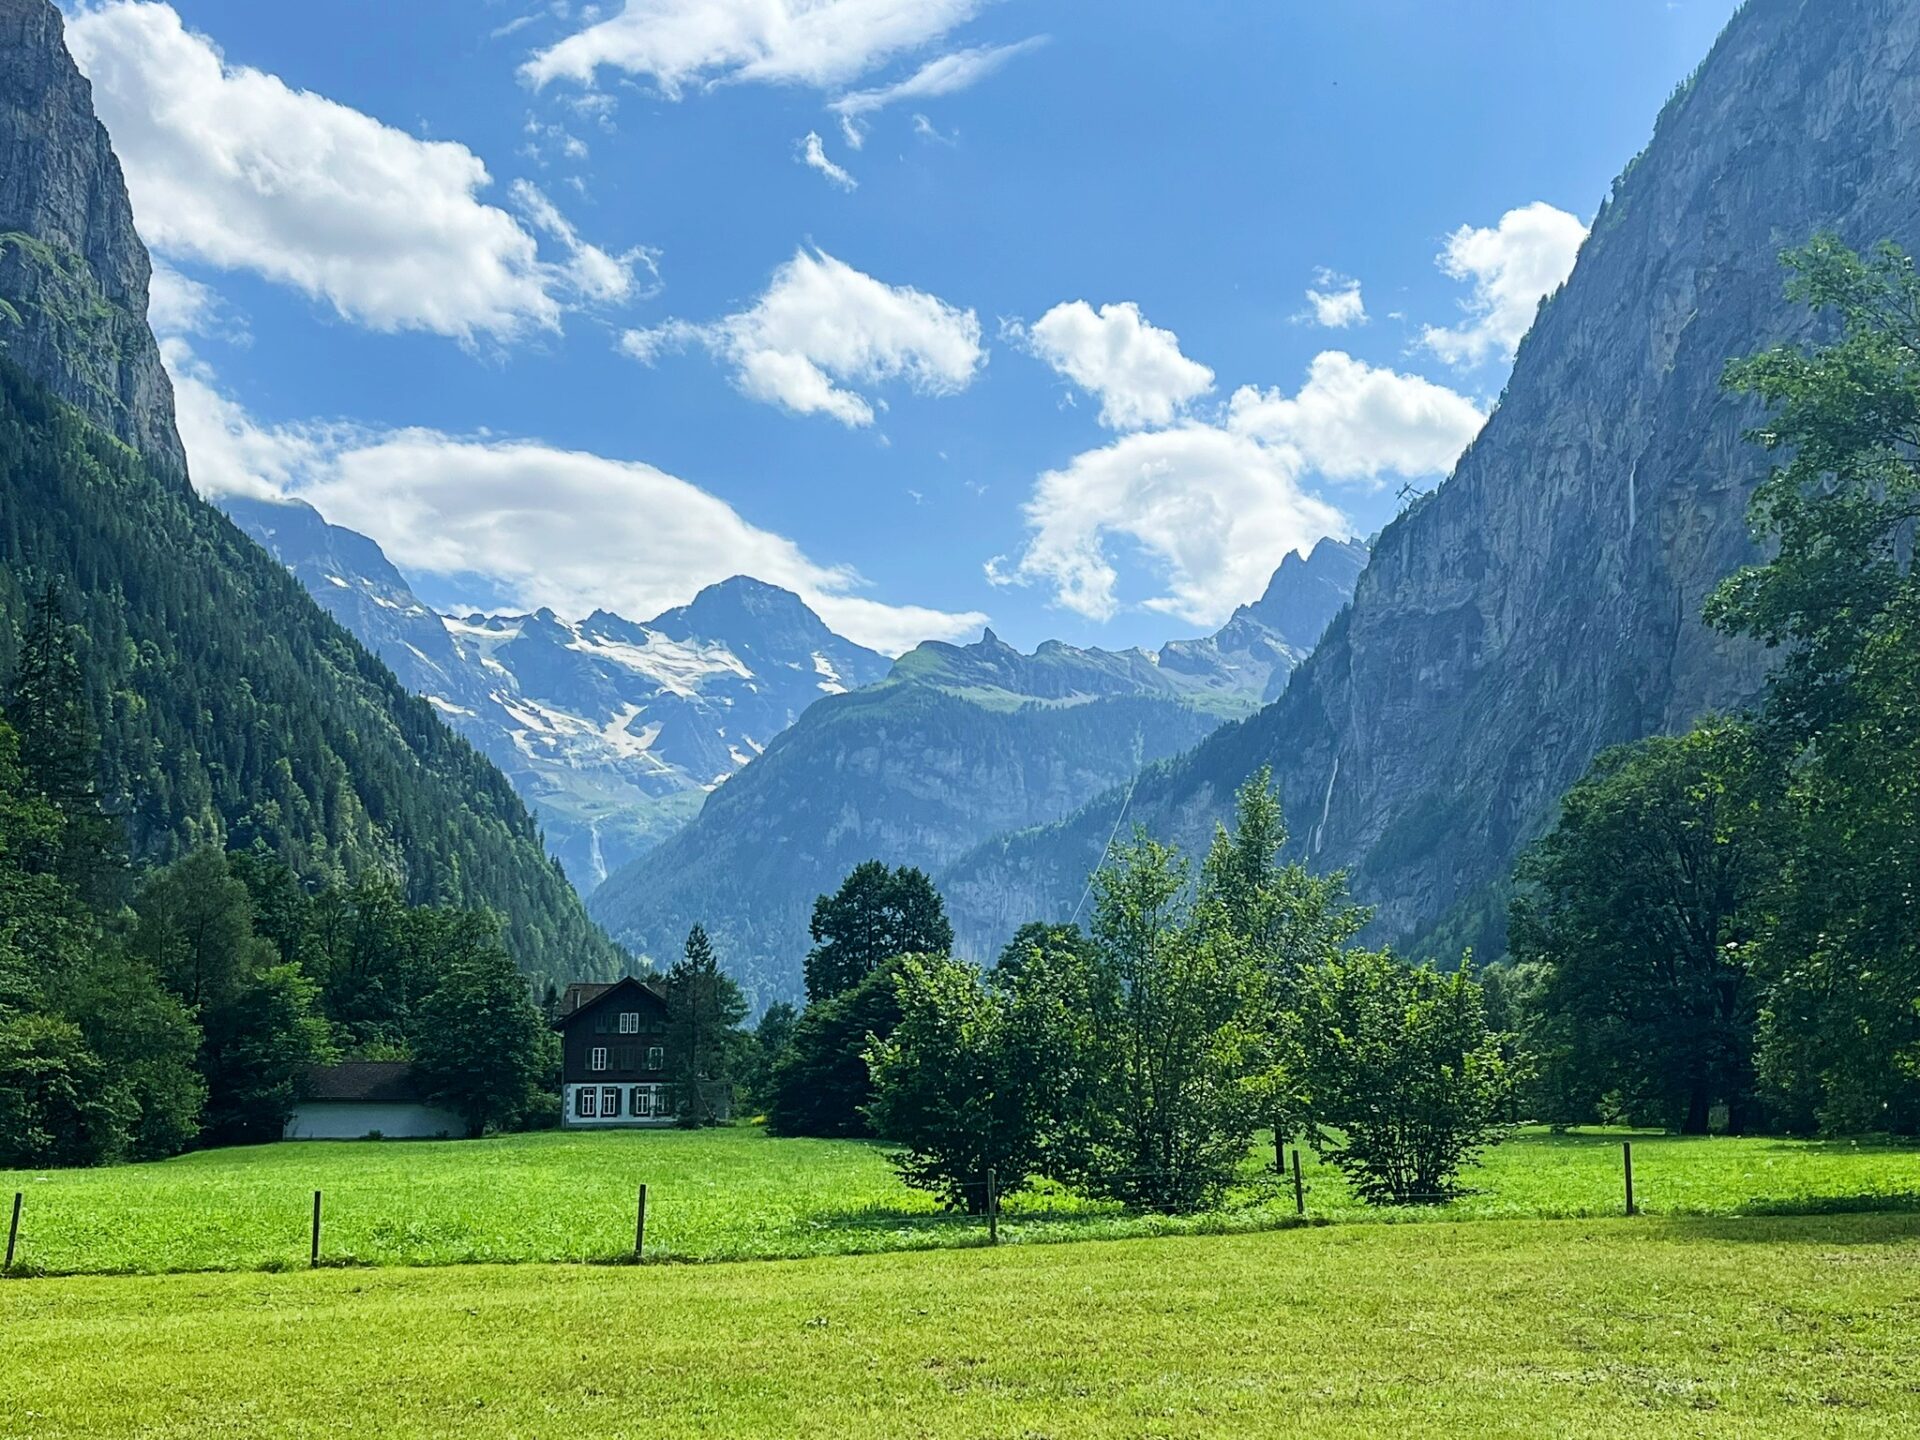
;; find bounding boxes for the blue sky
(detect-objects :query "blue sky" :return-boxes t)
[65,0,1740,654]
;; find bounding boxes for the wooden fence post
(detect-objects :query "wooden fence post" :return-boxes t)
[5,1192,19,1271]
[311,1190,322,1268]
[1275,1132,1285,1175]
[1291,1148,1306,1216]
[1623,1142,1636,1217]
[986,1168,998,1246]
[634,1183,648,1260]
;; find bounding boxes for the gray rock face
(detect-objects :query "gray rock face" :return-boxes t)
[0,0,182,472]
[946,0,1920,959]
[587,540,1367,1005]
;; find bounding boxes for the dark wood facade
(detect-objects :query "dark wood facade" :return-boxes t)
[553,977,677,1127]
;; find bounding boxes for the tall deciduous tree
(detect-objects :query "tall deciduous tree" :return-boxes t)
[803,861,953,1003]
[413,919,555,1138]
[1509,721,1776,1133]
[1704,236,1920,1132]
[1082,830,1262,1213]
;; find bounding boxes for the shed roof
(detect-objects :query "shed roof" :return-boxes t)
[301,1062,426,1104]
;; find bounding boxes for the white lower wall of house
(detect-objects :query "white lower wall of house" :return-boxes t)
[563,1082,678,1128]
[283,1101,464,1140]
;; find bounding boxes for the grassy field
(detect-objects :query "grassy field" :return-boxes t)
[4,1214,1919,1438]
[2,1125,1917,1276]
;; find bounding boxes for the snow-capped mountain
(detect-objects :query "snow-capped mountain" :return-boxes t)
[221,496,891,890]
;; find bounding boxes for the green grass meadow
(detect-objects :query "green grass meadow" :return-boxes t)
[5,1214,1919,1438]
[2,1125,1917,1276]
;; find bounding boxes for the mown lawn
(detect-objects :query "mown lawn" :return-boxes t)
[1,1125,1916,1276]
[4,1215,1919,1438]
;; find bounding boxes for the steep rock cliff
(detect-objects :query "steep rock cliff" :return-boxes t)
[947,0,1920,959]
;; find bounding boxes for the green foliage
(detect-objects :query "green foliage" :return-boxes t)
[1080,829,1262,1213]
[0,357,620,985]
[413,924,555,1138]
[867,943,1103,1212]
[0,1010,129,1168]
[803,861,953,1003]
[661,924,749,1126]
[1293,950,1522,1204]
[1509,721,1777,1133]
[766,959,907,1138]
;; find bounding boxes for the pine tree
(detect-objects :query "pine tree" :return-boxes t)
[662,924,747,1126]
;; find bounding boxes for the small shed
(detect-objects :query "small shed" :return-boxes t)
[283,1062,463,1140]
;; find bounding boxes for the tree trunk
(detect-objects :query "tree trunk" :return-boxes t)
[1681,1084,1712,1135]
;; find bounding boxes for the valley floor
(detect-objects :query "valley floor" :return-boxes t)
[3,1214,1918,1438]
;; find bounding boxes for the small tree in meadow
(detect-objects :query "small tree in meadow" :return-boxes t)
[1294,949,1522,1205]
[866,937,1103,1212]
[662,923,748,1127]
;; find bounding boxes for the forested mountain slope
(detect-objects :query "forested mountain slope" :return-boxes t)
[590,537,1365,1004]
[943,0,1920,962]
[0,0,620,985]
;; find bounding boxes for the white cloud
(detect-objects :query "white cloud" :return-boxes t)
[829,37,1045,147]
[998,348,1485,623]
[1419,201,1588,368]
[798,131,857,190]
[1017,301,1214,431]
[622,248,983,427]
[523,0,985,95]
[1302,269,1366,329]
[991,426,1348,625]
[145,262,225,339]
[1226,352,1485,487]
[168,352,986,654]
[69,2,644,342]
[508,180,659,304]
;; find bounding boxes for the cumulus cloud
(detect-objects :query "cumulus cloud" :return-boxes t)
[997,348,1485,623]
[1016,301,1214,431]
[830,37,1045,147]
[797,131,857,190]
[1419,201,1588,368]
[1301,269,1366,329]
[1226,352,1485,487]
[990,426,1348,625]
[522,0,985,95]
[167,354,986,653]
[621,248,983,427]
[69,2,644,342]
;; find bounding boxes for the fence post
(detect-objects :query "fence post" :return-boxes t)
[310,1190,322,1268]
[1275,1131,1285,1175]
[1291,1148,1306,1217]
[1622,1142,1636,1217]
[634,1183,648,1260]
[5,1192,19,1271]
[986,1168,998,1246]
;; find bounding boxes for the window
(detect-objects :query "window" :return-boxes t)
[630,1086,651,1118]
[593,1011,611,1035]
[646,1045,664,1071]
[577,1086,597,1119]
[617,1046,636,1071]
[600,1086,621,1118]
[590,1046,608,1072]
[618,1011,640,1034]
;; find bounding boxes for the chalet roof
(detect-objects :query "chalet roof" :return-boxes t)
[301,1062,425,1105]
[553,974,667,1030]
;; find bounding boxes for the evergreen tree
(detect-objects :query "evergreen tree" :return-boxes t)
[803,861,953,1002]
[767,960,907,1138]
[662,924,748,1126]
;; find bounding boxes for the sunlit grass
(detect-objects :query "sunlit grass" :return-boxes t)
[1,1124,1916,1276]
[5,1215,1920,1438]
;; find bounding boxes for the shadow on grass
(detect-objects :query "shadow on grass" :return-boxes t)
[1639,1207,1920,1245]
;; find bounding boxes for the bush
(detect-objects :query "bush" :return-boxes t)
[1295,950,1523,1205]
